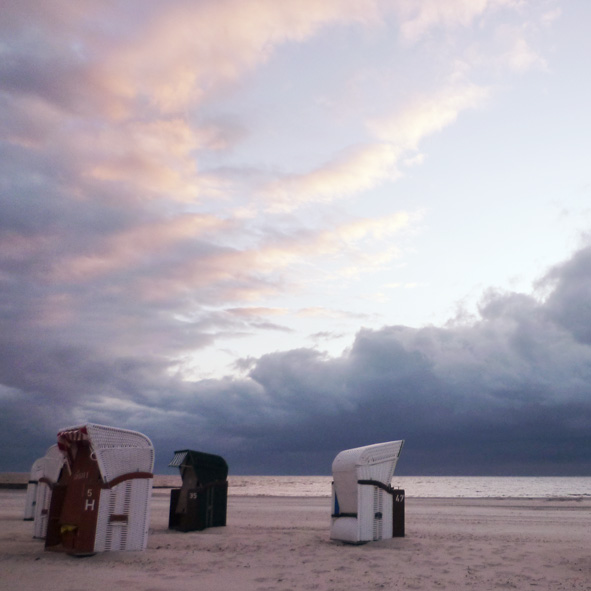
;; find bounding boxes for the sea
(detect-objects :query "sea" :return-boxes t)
[3,473,590,498]
[158,475,591,498]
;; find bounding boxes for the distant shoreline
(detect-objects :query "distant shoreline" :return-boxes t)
[0,473,28,489]
[0,474,176,490]
[0,472,182,490]
[2,473,590,497]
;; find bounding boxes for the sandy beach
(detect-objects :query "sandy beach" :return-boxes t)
[1,487,590,591]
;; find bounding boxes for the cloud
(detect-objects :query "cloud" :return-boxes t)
[368,82,490,149]
[261,74,492,210]
[494,24,548,73]
[3,240,591,475]
[216,241,591,474]
[0,0,391,217]
[0,0,579,476]
[260,79,488,211]
[0,176,416,367]
[297,308,371,320]
[261,143,401,211]
[539,245,591,346]
[30,0,384,116]
[394,0,514,43]
[261,79,488,211]
[504,37,546,72]
[50,214,233,282]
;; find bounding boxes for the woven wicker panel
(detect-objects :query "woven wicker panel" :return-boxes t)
[126,479,152,550]
[84,424,154,483]
[98,447,154,482]
[94,478,152,551]
[33,483,52,538]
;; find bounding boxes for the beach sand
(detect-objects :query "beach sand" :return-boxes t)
[1,488,590,591]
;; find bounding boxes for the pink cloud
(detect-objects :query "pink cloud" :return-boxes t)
[50,214,233,281]
[297,307,370,320]
[493,25,548,73]
[88,0,387,114]
[394,0,516,42]
[226,307,289,318]
[83,118,201,199]
[2,1,396,215]
[261,143,401,211]
[367,82,490,149]
[47,207,416,309]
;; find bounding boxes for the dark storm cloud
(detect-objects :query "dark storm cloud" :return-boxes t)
[151,242,591,475]
[541,244,591,345]
[3,241,591,475]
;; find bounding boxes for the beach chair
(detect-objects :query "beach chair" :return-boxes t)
[30,445,66,538]
[44,423,154,556]
[330,440,404,544]
[24,458,43,521]
[168,449,228,531]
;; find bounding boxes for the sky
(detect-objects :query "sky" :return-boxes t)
[1,0,590,476]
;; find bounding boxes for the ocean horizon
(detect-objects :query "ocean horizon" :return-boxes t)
[224,475,591,498]
[2,473,589,498]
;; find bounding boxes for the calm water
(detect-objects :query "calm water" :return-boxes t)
[154,475,591,498]
[4,472,589,498]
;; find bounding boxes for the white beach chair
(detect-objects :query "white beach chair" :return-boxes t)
[31,445,66,538]
[45,423,154,555]
[24,458,43,521]
[330,440,404,544]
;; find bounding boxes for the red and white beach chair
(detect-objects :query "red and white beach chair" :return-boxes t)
[45,423,154,555]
